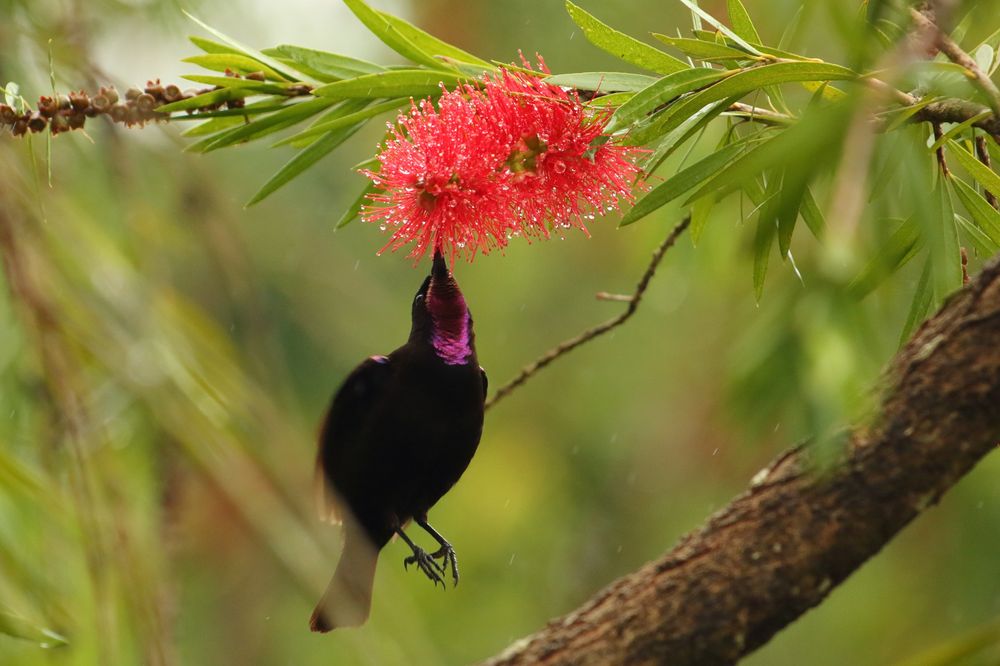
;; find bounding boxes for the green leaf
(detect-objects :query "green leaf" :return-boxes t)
[689,194,717,245]
[644,96,743,173]
[180,98,290,136]
[946,139,1000,199]
[375,7,491,68]
[0,609,66,647]
[189,36,243,55]
[266,45,384,81]
[627,61,855,146]
[956,214,1000,255]
[543,72,657,92]
[929,180,963,298]
[585,91,636,108]
[727,0,762,43]
[949,175,1000,247]
[337,180,378,228]
[246,122,365,206]
[652,35,753,61]
[192,98,340,152]
[800,188,825,239]
[180,75,295,95]
[183,11,298,81]
[157,88,248,114]
[881,96,939,132]
[683,102,848,203]
[620,142,745,226]
[848,217,923,299]
[776,170,805,258]
[564,1,688,74]
[900,256,934,346]
[607,68,729,133]
[927,110,993,151]
[752,207,777,302]
[677,0,762,55]
[313,70,465,99]
[275,98,407,148]
[182,54,287,81]
[342,0,447,70]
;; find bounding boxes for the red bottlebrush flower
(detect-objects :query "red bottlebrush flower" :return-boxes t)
[483,67,644,241]
[361,59,644,263]
[364,89,518,263]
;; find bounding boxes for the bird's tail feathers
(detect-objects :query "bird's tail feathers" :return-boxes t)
[310,525,380,633]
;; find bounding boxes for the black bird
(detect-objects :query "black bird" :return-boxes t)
[310,249,487,633]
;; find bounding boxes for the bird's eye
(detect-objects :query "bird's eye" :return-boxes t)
[414,293,424,302]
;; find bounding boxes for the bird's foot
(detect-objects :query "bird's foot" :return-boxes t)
[430,543,460,586]
[403,546,446,588]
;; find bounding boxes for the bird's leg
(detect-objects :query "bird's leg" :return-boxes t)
[395,528,446,588]
[415,518,459,586]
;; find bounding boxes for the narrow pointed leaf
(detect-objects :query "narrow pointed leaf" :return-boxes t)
[183,11,298,81]
[189,36,243,55]
[929,181,963,298]
[182,54,287,81]
[627,61,855,146]
[267,45,384,81]
[375,8,491,68]
[800,188,825,238]
[543,72,656,92]
[644,96,744,173]
[620,142,744,226]
[753,213,776,302]
[677,0,762,55]
[312,70,466,98]
[0,610,66,647]
[949,174,1000,246]
[180,75,295,95]
[180,98,288,137]
[607,68,729,133]
[246,124,365,206]
[947,139,1000,199]
[928,111,993,151]
[956,214,1000,254]
[565,1,688,74]
[652,34,751,60]
[727,0,762,43]
[689,194,717,244]
[337,180,378,228]
[900,256,934,345]
[195,98,339,152]
[342,0,446,70]
[157,88,248,113]
[848,217,923,298]
[276,98,407,148]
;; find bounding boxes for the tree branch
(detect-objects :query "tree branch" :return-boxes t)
[484,216,690,410]
[910,7,1000,117]
[482,255,1000,666]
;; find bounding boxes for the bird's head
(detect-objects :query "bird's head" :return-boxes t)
[410,249,473,364]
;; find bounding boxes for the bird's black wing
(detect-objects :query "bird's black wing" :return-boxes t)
[315,355,393,523]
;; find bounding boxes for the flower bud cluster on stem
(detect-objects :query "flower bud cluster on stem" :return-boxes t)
[0,70,303,138]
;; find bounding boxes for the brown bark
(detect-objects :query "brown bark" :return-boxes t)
[482,256,1000,666]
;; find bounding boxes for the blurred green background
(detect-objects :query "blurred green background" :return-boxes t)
[1,0,999,664]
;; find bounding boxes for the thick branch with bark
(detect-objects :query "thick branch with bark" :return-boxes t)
[483,257,1000,666]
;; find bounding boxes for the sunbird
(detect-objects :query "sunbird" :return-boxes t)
[310,250,487,632]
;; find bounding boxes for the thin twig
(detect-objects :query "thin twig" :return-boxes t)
[485,216,691,410]
[975,135,1000,209]
[910,7,1000,117]
[932,123,951,177]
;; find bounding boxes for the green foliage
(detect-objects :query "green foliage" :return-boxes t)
[3,1,1000,665]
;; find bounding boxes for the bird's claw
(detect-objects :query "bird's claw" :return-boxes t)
[430,544,460,587]
[403,546,446,588]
